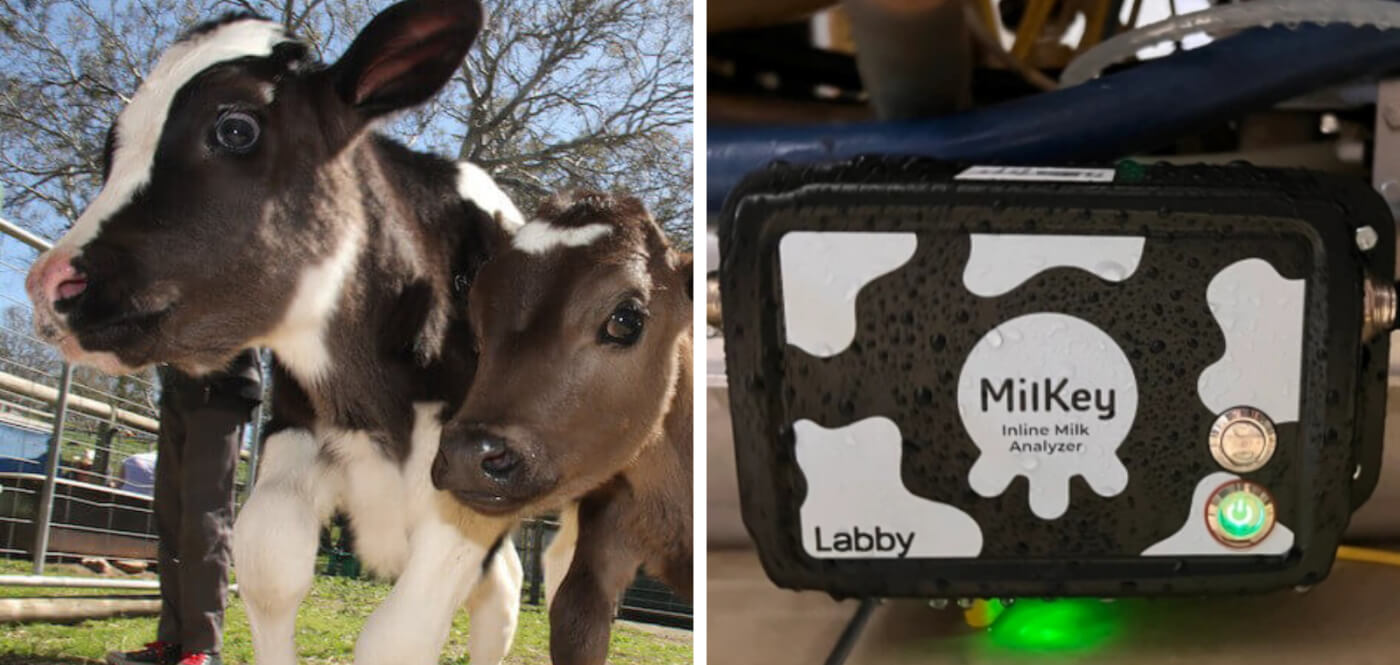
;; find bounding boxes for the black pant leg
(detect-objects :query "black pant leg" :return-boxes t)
[174,403,248,654]
[153,394,186,646]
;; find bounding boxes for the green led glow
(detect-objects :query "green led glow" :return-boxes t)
[987,599,1121,652]
[1217,491,1268,539]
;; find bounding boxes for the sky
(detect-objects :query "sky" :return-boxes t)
[0,228,46,340]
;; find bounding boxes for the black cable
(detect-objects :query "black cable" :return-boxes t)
[823,598,879,665]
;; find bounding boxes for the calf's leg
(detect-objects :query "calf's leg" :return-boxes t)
[233,429,334,665]
[354,519,504,665]
[550,492,642,665]
[465,536,524,664]
[544,503,578,608]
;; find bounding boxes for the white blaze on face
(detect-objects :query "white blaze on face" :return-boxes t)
[511,221,612,254]
[54,19,289,254]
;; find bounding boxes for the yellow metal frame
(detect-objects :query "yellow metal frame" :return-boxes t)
[1337,545,1400,568]
[1010,0,1057,61]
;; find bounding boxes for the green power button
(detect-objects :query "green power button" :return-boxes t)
[1207,481,1276,547]
[1217,492,1267,539]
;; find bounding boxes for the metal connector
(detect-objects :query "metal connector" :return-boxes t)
[1363,276,1397,342]
[707,275,723,329]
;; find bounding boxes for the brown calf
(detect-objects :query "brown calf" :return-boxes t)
[430,191,692,665]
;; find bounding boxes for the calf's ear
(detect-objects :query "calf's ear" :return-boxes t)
[329,0,482,118]
[674,252,693,301]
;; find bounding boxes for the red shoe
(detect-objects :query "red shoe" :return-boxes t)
[104,641,180,665]
[175,652,222,665]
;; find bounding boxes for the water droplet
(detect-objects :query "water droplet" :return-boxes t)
[1096,261,1126,281]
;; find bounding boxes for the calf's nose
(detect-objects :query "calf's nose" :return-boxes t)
[431,427,523,491]
[26,248,87,307]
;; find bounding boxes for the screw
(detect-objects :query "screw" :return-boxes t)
[1378,180,1400,204]
[1320,113,1340,135]
[1357,226,1379,251]
[956,598,974,609]
[928,598,949,610]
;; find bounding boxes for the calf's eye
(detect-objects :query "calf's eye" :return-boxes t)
[214,111,260,153]
[600,301,645,347]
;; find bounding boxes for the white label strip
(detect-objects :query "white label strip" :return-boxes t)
[956,166,1115,183]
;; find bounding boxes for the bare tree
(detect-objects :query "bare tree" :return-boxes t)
[453,0,693,242]
[0,305,61,381]
[0,0,198,237]
[0,0,693,244]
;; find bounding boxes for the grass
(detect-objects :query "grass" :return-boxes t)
[0,560,691,664]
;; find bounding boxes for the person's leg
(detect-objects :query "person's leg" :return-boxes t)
[108,391,185,665]
[175,402,248,654]
[153,394,186,648]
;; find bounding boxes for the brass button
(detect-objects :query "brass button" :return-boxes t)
[1209,407,1277,473]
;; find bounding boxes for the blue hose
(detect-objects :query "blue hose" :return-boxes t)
[708,24,1400,210]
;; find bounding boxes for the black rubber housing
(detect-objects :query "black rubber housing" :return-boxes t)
[718,158,1394,598]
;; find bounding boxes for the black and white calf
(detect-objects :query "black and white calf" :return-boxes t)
[26,1,530,663]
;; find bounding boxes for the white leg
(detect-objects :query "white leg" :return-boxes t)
[331,431,411,577]
[465,537,524,665]
[354,521,495,665]
[233,429,335,665]
[544,503,579,608]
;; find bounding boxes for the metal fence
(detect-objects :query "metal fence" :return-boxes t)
[0,218,178,575]
[0,218,691,626]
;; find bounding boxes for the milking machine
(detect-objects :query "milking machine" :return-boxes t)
[715,158,1398,660]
